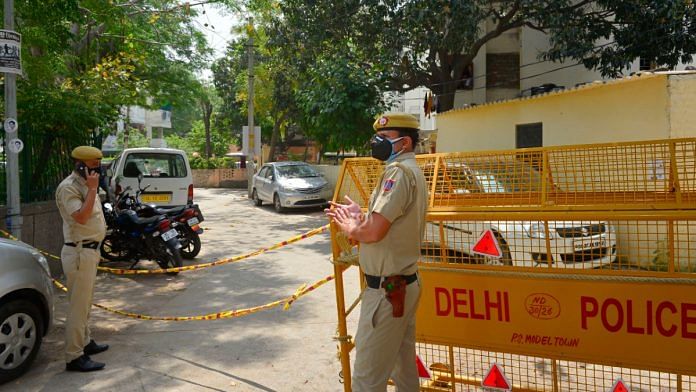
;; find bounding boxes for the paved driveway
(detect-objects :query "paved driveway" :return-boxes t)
[4,188,360,392]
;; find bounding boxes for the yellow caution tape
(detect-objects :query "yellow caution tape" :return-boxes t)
[1,225,330,275]
[51,275,334,321]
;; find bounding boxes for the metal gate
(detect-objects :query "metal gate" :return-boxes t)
[330,137,696,391]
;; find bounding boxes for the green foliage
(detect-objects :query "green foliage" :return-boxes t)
[164,120,233,157]
[275,0,696,112]
[295,54,386,153]
[0,1,228,202]
[189,156,236,169]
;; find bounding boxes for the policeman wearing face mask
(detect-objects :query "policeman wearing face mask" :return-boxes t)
[326,112,428,391]
[55,146,109,372]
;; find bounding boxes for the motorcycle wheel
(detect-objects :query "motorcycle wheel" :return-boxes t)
[179,229,201,259]
[157,249,184,275]
[166,248,184,275]
[100,234,134,262]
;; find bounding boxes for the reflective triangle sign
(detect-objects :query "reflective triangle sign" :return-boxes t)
[609,378,630,392]
[481,363,511,391]
[415,354,431,379]
[471,229,503,258]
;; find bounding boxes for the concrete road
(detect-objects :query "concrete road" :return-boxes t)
[4,188,361,392]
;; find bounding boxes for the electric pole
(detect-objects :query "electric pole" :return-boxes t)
[4,0,21,239]
[245,17,255,197]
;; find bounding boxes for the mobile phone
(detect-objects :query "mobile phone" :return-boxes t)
[77,162,87,178]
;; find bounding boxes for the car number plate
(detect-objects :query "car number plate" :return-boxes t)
[304,195,321,200]
[161,228,178,241]
[187,217,199,226]
[574,238,606,251]
[141,193,172,203]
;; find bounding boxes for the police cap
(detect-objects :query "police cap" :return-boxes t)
[71,146,103,160]
[373,112,420,132]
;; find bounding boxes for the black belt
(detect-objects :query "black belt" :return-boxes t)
[65,241,100,249]
[364,273,418,289]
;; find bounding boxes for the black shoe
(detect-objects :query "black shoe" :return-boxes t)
[84,339,109,356]
[66,355,105,372]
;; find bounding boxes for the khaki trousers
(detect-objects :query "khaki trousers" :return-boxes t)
[61,245,99,362]
[352,280,421,392]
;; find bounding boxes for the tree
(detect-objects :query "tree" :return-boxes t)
[295,54,387,157]
[277,0,696,112]
[1,1,228,200]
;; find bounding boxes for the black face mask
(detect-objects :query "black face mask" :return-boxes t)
[370,135,403,162]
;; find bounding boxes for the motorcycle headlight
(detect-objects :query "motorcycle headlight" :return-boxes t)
[524,223,557,239]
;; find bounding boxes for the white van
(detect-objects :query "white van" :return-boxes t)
[107,147,194,207]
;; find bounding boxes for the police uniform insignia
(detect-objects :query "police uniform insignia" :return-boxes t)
[378,116,389,126]
[383,179,396,191]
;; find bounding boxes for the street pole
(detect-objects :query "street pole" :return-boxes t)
[4,0,21,239]
[246,17,255,197]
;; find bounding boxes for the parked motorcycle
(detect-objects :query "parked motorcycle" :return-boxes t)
[114,176,205,259]
[101,182,184,274]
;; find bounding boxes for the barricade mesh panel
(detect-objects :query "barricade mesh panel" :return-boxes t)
[333,138,696,392]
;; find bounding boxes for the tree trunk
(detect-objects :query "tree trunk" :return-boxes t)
[201,100,213,158]
[267,112,287,162]
[123,124,130,149]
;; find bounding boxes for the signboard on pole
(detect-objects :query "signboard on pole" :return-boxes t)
[0,30,21,74]
[242,126,261,158]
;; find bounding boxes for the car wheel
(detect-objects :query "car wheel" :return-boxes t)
[0,300,44,384]
[252,189,262,206]
[273,194,285,213]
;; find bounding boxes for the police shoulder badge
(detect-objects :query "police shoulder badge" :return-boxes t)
[383,179,396,191]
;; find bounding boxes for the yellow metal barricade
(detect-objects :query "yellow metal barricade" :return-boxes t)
[331,137,696,391]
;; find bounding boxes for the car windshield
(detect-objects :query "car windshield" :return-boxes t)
[275,164,319,178]
[123,153,187,178]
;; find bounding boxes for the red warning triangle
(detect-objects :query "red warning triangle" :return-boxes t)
[481,363,511,391]
[415,354,431,379]
[610,378,630,392]
[471,229,502,258]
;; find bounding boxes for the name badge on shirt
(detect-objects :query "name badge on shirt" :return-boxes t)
[383,179,396,192]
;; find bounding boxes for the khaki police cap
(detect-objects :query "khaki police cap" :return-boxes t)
[373,112,420,132]
[71,146,103,160]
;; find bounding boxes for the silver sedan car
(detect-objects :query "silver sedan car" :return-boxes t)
[0,238,54,384]
[251,161,334,212]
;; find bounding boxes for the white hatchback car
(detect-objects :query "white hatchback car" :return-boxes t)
[107,148,194,206]
[423,159,617,269]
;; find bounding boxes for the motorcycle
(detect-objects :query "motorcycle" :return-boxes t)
[114,175,205,259]
[101,180,184,274]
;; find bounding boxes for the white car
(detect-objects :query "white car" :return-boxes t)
[423,159,617,268]
[0,238,54,384]
[106,148,194,206]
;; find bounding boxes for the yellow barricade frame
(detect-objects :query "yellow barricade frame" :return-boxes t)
[331,137,696,391]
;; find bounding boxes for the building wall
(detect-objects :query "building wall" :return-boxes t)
[668,75,696,138]
[0,201,64,277]
[437,74,673,153]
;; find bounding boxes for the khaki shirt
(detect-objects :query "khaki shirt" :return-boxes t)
[360,152,428,276]
[56,172,107,243]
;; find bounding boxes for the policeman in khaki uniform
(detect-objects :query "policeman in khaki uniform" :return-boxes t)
[326,113,428,391]
[55,146,110,372]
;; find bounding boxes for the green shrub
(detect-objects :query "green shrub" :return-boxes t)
[189,156,236,169]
